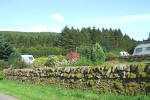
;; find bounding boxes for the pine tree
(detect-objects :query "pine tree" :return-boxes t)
[0,39,14,60]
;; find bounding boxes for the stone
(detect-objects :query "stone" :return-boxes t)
[81,67,89,74]
[116,65,124,71]
[112,65,117,72]
[106,68,111,77]
[64,67,70,73]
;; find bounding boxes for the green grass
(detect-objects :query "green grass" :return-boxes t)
[0,80,150,100]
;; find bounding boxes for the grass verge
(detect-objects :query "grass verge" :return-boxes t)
[0,80,150,100]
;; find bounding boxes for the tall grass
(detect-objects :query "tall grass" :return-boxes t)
[0,80,149,100]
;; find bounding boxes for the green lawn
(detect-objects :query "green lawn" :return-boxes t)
[0,80,150,100]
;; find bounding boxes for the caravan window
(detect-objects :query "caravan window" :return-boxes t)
[29,57,34,61]
[136,48,142,53]
[146,47,150,51]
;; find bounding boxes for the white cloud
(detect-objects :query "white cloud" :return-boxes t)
[51,13,64,22]
[77,14,150,23]
[30,25,63,32]
[30,25,47,32]
[0,25,63,33]
[0,28,24,31]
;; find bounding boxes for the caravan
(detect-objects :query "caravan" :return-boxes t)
[21,55,34,63]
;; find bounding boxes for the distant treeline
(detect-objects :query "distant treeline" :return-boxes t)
[0,26,141,57]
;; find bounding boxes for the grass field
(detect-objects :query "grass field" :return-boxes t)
[0,80,150,100]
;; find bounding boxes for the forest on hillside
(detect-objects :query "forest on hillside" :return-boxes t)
[0,26,140,57]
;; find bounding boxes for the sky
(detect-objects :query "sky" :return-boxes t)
[0,0,150,40]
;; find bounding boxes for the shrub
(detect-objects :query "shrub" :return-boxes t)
[44,55,68,67]
[11,57,29,69]
[34,57,49,62]
[0,60,9,70]
[77,56,93,66]
[8,49,21,65]
[106,52,118,61]
[34,57,50,66]
[66,51,80,62]
[77,46,92,59]
[0,71,5,80]
[91,43,106,64]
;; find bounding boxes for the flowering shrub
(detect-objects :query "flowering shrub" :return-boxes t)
[44,55,69,67]
[66,51,80,62]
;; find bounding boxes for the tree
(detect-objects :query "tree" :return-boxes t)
[0,39,14,60]
[91,43,105,64]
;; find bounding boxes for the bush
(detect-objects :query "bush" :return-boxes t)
[78,46,92,59]
[7,49,28,69]
[0,71,5,80]
[0,60,9,70]
[34,57,50,66]
[8,49,21,65]
[11,57,29,69]
[91,43,105,64]
[66,51,80,62]
[44,55,68,67]
[106,52,118,61]
[75,56,93,66]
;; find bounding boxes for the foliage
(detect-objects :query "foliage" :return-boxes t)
[18,46,66,58]
[34,57,50,66]
[0,60,9,70]
[7,49,29,69]
[44,55,68,67]
[91,43,106,64]
[75,56,94,66]
[10,57,29,69]
[78,46,92,59]
[66,51,80,62]
[0,80,150,100]
[34,57,49,62]
[8,49,21,65]
[106,52,118,61]
[0,39,14,60]
[0,27,139,56]
[0,71,5,80]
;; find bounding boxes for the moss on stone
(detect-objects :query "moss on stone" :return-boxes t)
[70,79,75,83]
[113,81,124,93]
[128,73,136,79]
[63,73,69,77]
[87,80,95,86]
[104,65,112,71]
[76,73,84,79]
[114,74,120,78]
[130,64,137,72]
[88,74,93,79]
[71,74,75,78]
[137,64,147,74]
[109,73,115,79]
[141,72,147,78]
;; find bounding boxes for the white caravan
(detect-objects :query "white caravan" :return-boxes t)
[21,55,34,63]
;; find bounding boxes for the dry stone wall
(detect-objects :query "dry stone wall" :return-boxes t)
[4,64,150,95]
[119,55,150,62]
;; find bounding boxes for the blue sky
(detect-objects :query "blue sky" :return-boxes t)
[0,0,150,40]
